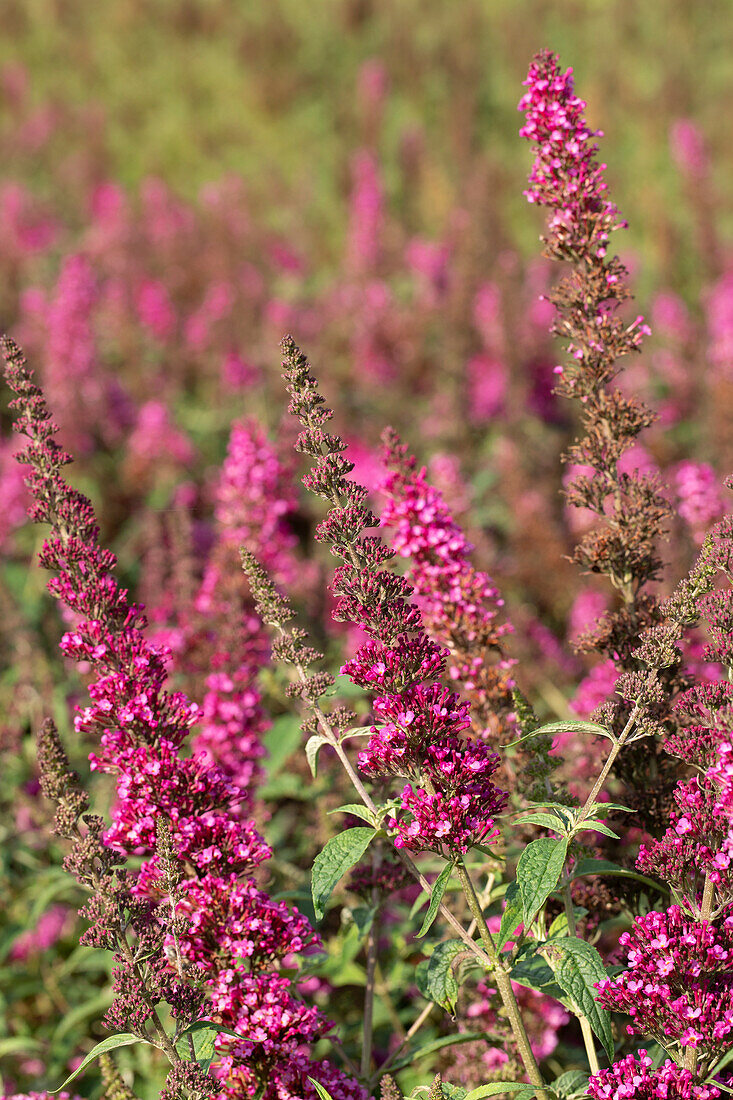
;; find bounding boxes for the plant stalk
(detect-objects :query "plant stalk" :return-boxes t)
[456,860,549,1098]
[562,885,600,1075]
[684,872,715,1075]
[361,857,381,1077]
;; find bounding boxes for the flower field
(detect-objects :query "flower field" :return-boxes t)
[3,4,733,1099]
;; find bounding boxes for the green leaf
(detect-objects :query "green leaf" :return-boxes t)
[514,812,569,835]
[440,1085,468,1100]
[571,857,668,893]
[305,734,330,778]
[387,1031,485,1073]
[415,938,466,1012]
[52,1034,146,1092]
[351,906,376,940]
[547,907,588,939]
[497,881,524,951]
[503,719,614,748]
[517,837,569,926]
[577,819,620,840]
[417,863,454,939]
[464,1084,538,1099]
[523,801,576,829]
[548,1070,590,1099]
[177,1022,219,1072]
[585,802,636,815]
[542,937,614,1063]
[327,803,376,825]
[533,720,615,740]
[308,1077,335,1100]
[311,827,375,921]
[176,1020,252,1071]
[333,674,366,699]
[509,946,568,1003]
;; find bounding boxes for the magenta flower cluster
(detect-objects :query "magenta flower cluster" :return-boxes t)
[283,337,508,856]
[3,338,364,1100]
[518,51,628,260]
[636,774,732,896]
[587,1050,721,1100]
[185,418,298,799]
[380,430,517,738]
[341,568,508,856]
[595,906,733,1055]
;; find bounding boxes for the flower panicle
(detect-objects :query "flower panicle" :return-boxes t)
[3,335,365,1100]
[520,54,687,829]
[380,427,517,742]
[279,335,508,856]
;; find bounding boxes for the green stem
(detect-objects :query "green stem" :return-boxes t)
[456,861,549,1099]
[574,683,653,830]
[562,885,599,1075]
[684,872,715,1075]
[361,853,380,1077]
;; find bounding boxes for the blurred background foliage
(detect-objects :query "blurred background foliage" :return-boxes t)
[1,0,731,293]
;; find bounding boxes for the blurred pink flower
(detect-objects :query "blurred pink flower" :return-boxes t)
[9,905,70,962]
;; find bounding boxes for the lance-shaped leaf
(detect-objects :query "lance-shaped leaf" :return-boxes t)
[176,1020,245,1072]
[308,1078,336,1100]
[52,1034,147,1092]
[416,862,455,939]
[542,936,614,1062]
[305,734,329,778]
[503,719,614,748]
[576,819,620,840]
[548,1070,590,1099]
[514,811,570,835]
[497,881,524,951]
[464,1084,539,1099]
[311,827,375,920]
[517,837,568,926]
[327,803,377,826]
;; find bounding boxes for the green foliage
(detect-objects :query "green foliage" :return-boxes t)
[53,1033,146,1092]
[176,1020,246,1074]
[509,945,567,1005]
[309,1078,336,1100]
[311,827,376,921]
[305,733,330,778]
[542,938,615,1062]
[327,803,378,826]
[547,1071,590,1099]
[415,939,467,1013]
[416,863,455,939]
[504,720,613,749]
[516,838,569,926]
[496,881,524,951]
[463,1084,538,1099]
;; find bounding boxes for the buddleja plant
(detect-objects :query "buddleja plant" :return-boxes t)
[5,46,733,1100]
[241,52,733,1100]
